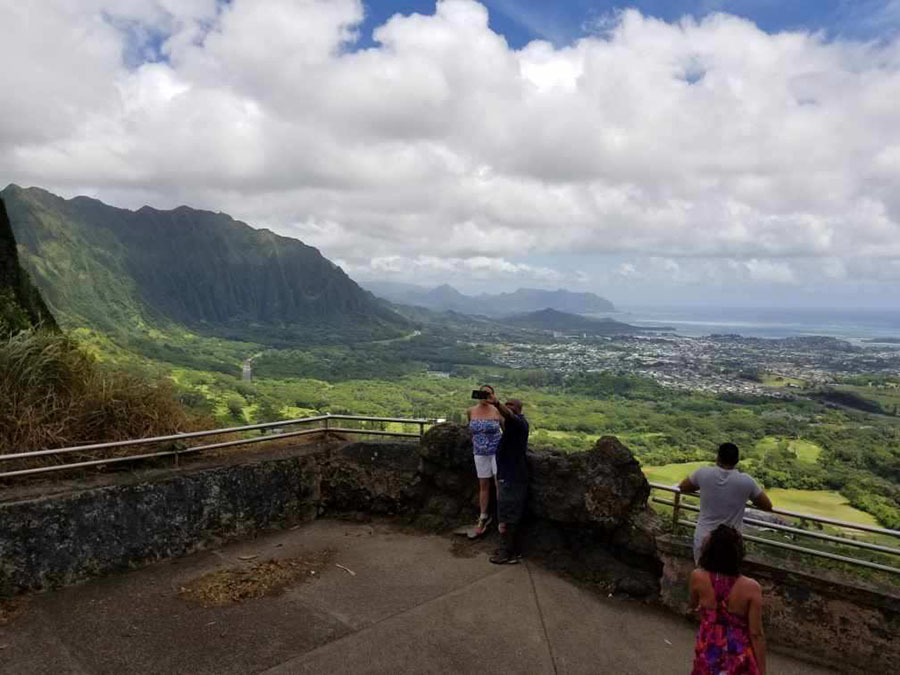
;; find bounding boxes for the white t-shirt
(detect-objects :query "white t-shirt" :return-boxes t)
[689,466,762,562]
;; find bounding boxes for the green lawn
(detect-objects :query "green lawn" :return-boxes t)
[541,429,600,441]
[641,461,711,485]
[789,440,822,463]
[755,436,822,463]
[767,489,880,527]
[761,374,805,388]
[642,463,880,527]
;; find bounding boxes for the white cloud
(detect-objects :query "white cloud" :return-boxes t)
[341,254,563,287]
[2,1,900,297]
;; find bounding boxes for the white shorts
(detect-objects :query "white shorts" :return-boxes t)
[473,454,497,479]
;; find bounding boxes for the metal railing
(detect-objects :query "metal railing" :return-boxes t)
[649,481,900,575]
[0,414,438,480]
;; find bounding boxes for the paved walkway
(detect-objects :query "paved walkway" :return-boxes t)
[0,520,832,674]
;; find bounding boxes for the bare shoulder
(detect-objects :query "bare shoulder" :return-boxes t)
[689,568,709,586]
[738,575,762,597]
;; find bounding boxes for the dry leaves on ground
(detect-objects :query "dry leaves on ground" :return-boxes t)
[177,550,334,607]
[0,596,27,626]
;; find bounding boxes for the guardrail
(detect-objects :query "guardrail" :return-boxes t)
[0,414,439,480]
[648,481,900,575]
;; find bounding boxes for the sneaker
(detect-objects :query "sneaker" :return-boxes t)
[472,514,493,538]
[490,549,521,565]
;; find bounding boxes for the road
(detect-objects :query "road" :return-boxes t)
[241,351,264,382]
[240,330,420,381]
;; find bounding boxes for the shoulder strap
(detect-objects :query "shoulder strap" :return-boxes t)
[711,573,738,607]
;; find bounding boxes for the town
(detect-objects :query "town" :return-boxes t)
[493,333,900,397]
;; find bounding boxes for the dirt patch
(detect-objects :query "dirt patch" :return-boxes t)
[0,596,27,626]
[178,550,334,607]
[449,532,495,559]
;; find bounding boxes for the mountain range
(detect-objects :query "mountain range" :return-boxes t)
[0,196,57,337]
[499,308,671,335]
[2,185,408,344]
[364,281,615,316]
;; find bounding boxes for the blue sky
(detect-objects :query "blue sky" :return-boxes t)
[4,0,900,307]
[358,0,900,48]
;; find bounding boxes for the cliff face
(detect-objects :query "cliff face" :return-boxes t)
[1,185,408,344]
[0,197,57,337]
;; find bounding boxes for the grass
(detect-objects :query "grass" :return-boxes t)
[755,436,822,463]
[641,461,711,485]
[177,551,333,607]
[643,462,877,524]
[761,374,805,388]
[835,385,900,415]
[789,440,822,463]
[765,489,881,526]
[0,329,206,459]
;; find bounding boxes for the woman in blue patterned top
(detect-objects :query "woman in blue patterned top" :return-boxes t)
[467,384,502,536]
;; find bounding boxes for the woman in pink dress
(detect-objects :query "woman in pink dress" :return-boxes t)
[689,525,766,675]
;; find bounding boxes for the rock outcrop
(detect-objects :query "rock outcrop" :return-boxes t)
[320,441,423,515]
[417,424,662,596]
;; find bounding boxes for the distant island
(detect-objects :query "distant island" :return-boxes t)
[365,281,615,316]
[499,308,674,336]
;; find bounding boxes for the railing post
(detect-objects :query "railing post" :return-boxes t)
[323,415,329,436]
[418,422,425,438]
[672,490,681,533]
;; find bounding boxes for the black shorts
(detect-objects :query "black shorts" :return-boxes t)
[497,480,528,525]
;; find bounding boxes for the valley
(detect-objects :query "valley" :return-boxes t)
[2,186,898,535]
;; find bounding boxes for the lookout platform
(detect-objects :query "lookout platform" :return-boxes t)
[0,519,830,674]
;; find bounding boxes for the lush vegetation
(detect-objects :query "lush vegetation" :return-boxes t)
[0,196,57,338]
[2,185,408,345]
[152,343,900,529]
[3,185,896,534]
[0,329,203,456]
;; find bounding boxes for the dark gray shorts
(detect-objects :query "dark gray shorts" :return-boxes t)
[498,480,527,524]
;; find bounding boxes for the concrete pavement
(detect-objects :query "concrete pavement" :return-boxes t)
[0,519,832,674]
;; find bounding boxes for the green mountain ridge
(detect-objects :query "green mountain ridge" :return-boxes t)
[364,281,616,315]
[0,196,57,336]
[2,185,408,345]
[501,308,672,335]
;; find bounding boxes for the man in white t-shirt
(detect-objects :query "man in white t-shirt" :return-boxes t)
[678,442,773,563]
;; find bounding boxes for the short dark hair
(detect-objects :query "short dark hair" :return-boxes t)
[506,399,523,413]
[480,384,495,394]
[699,525,744,576]
[717,442,739,466]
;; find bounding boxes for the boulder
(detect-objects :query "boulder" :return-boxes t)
[319,441,423,515]
[418,424,663,596]
[528,436,650,528]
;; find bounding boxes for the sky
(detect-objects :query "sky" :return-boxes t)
[2,1,900,308]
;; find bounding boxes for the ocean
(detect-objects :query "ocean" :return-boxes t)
[600,306,900,341]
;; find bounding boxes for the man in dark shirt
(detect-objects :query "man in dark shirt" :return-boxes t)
[489,394,529,564]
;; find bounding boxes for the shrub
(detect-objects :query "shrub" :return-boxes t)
[0,329,202,458]
[225,395,247,419]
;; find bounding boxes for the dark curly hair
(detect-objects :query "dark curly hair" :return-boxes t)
[699,525,745,576]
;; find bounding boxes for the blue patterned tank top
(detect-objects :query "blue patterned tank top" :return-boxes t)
[470,419,501,456]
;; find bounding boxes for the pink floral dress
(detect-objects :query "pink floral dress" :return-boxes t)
[691,573,760,675]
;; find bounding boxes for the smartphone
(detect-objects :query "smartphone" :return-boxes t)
[471,390,490,400]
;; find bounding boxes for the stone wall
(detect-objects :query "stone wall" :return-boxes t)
[1,427,658,596]
[657,535,900,672]
[0,452,323,594]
